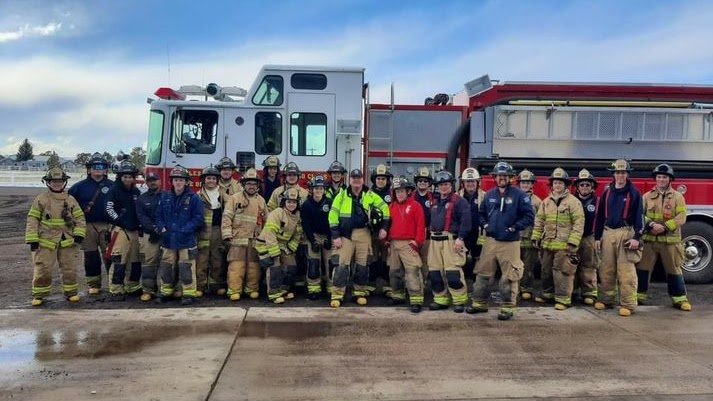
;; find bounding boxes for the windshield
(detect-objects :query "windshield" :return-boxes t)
[146,110,164,165]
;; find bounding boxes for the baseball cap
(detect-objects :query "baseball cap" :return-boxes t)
[146,172,160,181]
[349,168,363,178]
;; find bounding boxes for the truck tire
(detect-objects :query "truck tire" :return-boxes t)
[681,221,713,283]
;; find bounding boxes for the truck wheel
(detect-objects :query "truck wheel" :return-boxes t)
[681,221,713,283]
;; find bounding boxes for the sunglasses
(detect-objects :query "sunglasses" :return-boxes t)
[90,164,107,170]
[416,179,430,183]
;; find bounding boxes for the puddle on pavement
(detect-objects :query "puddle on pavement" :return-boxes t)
[0,321,236,365]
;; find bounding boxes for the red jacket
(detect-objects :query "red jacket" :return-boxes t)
[388,197,426,245]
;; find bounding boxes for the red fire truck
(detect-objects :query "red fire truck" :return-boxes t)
[145,65,713,283]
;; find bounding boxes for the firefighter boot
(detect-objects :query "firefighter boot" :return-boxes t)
[355,296,367,306]
[31,298,43,307]
[594,301,608,310]
[521,291,532,301]
[330,299,341,308]
[618,307,632,317]
[677,301,692,311]
[410,304,422,314]
[453,305,465,313]
[181,297,195,306]
[216,288,227,296]
[583,297,595,306]
[285,292,295,300]
[554,303,568,311]
[195,290,203,298]
[88,288,101,295]
[428,302,449,311]
[67,295,80,303]
[140,293,152,302]
[273,296,285,304]
[249,291,259,299]
[108,293,126,302]
[497,310,514,321]
[230,293,241,301]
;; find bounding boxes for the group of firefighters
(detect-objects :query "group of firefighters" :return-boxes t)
[26,152,693,319]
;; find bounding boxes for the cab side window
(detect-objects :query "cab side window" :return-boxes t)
[170,110,218,154]
[255,112,282,155]
[252,75,284,106]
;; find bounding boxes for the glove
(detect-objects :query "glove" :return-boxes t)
[532,240,541,250]
[259,257,274,269]
[323,239,332,250]
[73,236,84,245]
[29,242,39,252]
[408,241,420,253]
[566,243,578,253]
[310,241,321,253]
[148,232,161,243]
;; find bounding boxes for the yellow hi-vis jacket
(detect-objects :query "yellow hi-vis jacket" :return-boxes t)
[328,187,390,239]
[25,191,86,250]
[531,190,584,251]
[222,190,266,246]
[255,208,302,258]
[267,184,309,212]
[641,187,687,243]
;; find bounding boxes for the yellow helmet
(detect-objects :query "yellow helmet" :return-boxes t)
[548,167,570,183]
[608,159,632,173]
[461,167,480,181]
[574,168,597,188]
[42,166,70,182]
[262,155,281,168]
[414,166,432,181]
[240,168,261,184]
[518,169,537,183]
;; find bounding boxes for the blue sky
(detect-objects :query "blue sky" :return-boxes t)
[2,0,713,157]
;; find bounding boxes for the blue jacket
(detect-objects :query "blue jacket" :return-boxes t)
[136,188,163,234]
[68,176,114,223]
[154,187,204,250]
[106,182,141,231]
[479,185,535,242]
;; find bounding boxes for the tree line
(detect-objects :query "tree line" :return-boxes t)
[13,138,146,170]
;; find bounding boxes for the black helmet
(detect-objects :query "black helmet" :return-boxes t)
[433,170,455,185]
[216,157,236,170]
[169,166,191,180]
[491,161,515,176]
[392,176,414,190]
[327,160,347,173]
[200,165,220,181]
[309,175,327,188]
[115,160,139,176]
[652,163,674,179]
[548,167,570,184]
[85,152,109,168]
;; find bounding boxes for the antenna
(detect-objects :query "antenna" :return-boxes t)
[166,44,171,86]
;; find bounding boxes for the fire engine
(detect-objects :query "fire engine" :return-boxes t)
[145,65,713,284]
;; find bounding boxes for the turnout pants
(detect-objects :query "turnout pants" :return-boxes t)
[226,242,261,296]
[31,244,81,299]
[332,228,371,301]
[196,226,226,292]
[599,227,639,311]
[471,237,524,314]
[306,233,333,295]
[158,248,198,298]
[82,221,110,289]
[637,241,689,305]
[519,246,539,295]
[108,228,141,295]
[389,240,424,305]
[266,254,297,300]
[540,249,578,306]
[428,233,468,306]
[140,236,162,295]
[576,235,599,299]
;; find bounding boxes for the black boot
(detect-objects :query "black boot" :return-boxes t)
[428,302,449,311]
[497,311,514,321]
[453,305,465,313]
[410,304,422,314]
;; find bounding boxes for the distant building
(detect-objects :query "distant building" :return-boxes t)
[0,155,78,171]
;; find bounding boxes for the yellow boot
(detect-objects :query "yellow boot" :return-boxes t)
[618,307,632,317]
[229,293,241,301]
[249,291,259,299]
[521,292,532,300]
[330,299,341,308]
[88,288,100,295]
[195,290,203,298]
[594,301,607,310]
[273,297,285,304]
[554,303,567,311]
[216,288,227,296]
[67,295,80,303]
[583,297,595,306]
[356,297,368,306]
[285,292,295,300]
[31,298,43,307]
[140,293,152,302]
[678,301,692,311]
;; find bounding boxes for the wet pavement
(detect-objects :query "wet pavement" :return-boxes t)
[1,306,712,401]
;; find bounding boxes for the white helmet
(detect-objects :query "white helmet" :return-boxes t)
[461,167,481,181]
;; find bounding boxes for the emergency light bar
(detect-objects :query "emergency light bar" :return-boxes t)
[154,87,186,100]
[154,84,247,101]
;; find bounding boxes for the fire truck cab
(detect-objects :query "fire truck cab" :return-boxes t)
[146,65,364,183]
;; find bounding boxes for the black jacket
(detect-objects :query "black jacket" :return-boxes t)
[136,188,162,234]
[301,196,332,243]
[106,182,141,231]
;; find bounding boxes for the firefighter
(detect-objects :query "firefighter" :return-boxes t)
[222,168,266,301]
[531,168,585,310]
[261,155,282,201]
[105,160,142,301]
[469,161,535,320]
[326,160,347,200]
[301,175,333,300]
[135,172,163,302]
[196,165,227,297]
[369,164,393,297]
[26,167,86,306]
[517,169,543,300]
[267,162,309,212]
[387,177,426,313]
[329,168,390,307]
[637,164,692,311]
[155,166,204,306]
[255,188,303,304]
[573,169,600,305]
[458,167,484,281]
[68,152,113,294]
[427,170,471,312]
[413,166,433,278]
[217,157,243,197]
[594,159,644,317]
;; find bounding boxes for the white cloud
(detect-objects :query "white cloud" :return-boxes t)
[0,21,63,43]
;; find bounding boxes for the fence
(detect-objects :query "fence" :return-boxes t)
[0,170,83,187]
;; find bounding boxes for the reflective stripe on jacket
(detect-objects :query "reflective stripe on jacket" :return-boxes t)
[328,187,391,239]
[255,208,302,257]
[531,191,585,251]
[26,191,86,249]
[641,187,686,243]
[222,191,266,246]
